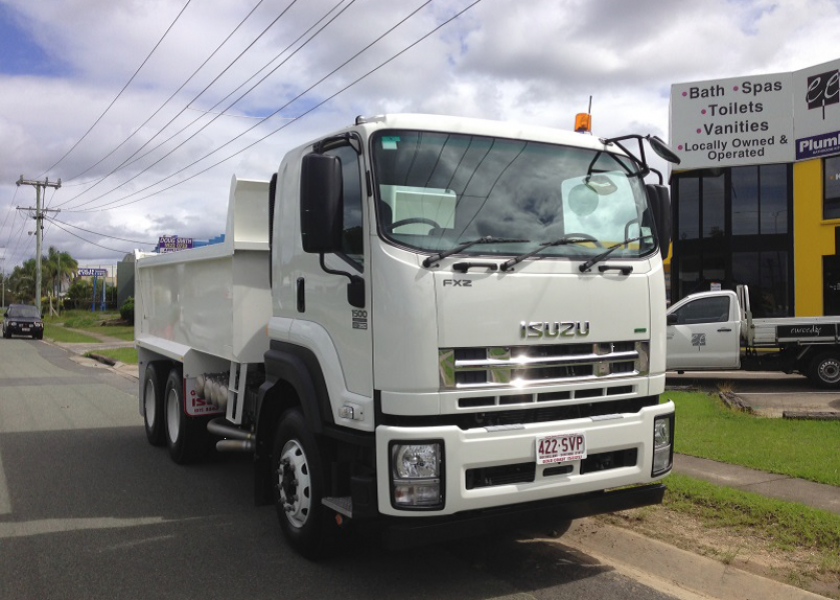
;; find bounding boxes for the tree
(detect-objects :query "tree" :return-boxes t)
[8,260,36,304]
[44,246,78,299]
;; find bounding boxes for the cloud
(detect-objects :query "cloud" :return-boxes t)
[1,0,839,268]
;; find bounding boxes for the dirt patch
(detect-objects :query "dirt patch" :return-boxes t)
[597,506,840,599]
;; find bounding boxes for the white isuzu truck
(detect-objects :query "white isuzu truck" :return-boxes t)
[135,113,679,557]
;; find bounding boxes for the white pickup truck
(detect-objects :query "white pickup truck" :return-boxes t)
[666,286,840,388]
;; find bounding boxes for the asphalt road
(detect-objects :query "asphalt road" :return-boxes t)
[0,338,687,600]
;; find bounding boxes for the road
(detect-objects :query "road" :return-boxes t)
[0,338,687,600]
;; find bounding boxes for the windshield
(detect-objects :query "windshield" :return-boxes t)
[8,305,40,319]
[371,130,657,260]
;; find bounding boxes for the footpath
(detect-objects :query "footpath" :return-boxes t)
[47,332,839,599]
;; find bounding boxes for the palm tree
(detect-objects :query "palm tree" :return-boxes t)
[44,246,78,298]
[9,260,37,304]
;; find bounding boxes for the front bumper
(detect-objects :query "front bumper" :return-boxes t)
[376,402,674,517]
[4,322,43,336]
[380,482,666,549]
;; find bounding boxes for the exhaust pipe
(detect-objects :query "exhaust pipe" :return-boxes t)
[207,417,254,441]
[216,439,254,452]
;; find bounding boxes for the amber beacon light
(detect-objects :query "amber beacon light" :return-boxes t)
[575,112,592,133]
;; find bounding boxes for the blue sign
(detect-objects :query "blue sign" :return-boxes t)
[796,129,840,160]
[78,268,108,277]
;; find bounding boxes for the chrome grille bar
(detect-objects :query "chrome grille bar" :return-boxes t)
[439,342,649,390]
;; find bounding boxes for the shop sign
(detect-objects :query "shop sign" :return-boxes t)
[670,57,840,169]
[158,236,194,253]
[793,58,840,160]
[671,73,794,170]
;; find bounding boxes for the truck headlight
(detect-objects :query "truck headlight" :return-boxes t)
[652,414,674,476]
[390,441,444,509]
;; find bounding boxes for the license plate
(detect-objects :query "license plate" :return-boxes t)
[21,327,30,332]
[536,433,587,465]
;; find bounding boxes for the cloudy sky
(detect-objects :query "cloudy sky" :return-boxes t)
[1,0,839,269]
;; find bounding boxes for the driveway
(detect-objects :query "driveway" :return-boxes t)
[666,370,840,417]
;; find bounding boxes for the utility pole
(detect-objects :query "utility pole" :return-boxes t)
[0,248,5,309]
[17,176,61,313]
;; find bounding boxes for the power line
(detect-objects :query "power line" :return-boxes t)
[38,0,194,177]
[44,219,139,254]
[46,217,156,245]
[63,0,434,213]
[55,0,350,211]
[65,0,487,214]
[62,0,272,184]
[0,186,20,250]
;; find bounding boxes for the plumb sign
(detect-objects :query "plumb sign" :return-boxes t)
[78,268,107,277]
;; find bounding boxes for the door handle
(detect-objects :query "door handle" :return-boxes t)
[717,327,732,332]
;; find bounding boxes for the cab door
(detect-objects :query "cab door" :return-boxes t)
[666,295,740,369]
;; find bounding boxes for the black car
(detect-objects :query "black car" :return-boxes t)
[2,304,44,339]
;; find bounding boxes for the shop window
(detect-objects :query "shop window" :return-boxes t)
[678,177,699,240]
[732,250,788,317]
[760,164,787,234]
[825,156,840,220]
[703,173,725,238]
[731,167,758,235]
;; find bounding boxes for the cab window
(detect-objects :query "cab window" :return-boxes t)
[672,296,730,325]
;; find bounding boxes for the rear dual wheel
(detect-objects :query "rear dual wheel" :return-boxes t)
[164,367,211,464]
[143,363,167,446]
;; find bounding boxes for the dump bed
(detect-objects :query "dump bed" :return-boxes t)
[134,177,272,364]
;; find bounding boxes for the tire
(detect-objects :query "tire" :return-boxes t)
[271,409,334,559]
[809,352,840,389]
[164,367,210,464]
[143,363,168,446]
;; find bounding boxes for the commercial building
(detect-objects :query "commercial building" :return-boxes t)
[668,58,840,317]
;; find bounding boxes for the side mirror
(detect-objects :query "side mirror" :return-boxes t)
[646,135,681,165]
[646,184,672,260]
[667,313,678,325]
[300,153,343,254]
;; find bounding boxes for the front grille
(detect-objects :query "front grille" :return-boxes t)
[464,448,637,489]
[580,449,638,474]
[466,463,535,489]
[454,396,657,429]
[439,341,649,390]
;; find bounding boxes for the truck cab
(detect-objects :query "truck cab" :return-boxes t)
[666,290,741,370]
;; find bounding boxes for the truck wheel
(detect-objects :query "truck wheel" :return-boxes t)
[809,353,840,388]
[143,363,167,446]
[164,367,210,463]
[271,409,333,559]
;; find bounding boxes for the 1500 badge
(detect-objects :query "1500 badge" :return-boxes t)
[521,321,590,338]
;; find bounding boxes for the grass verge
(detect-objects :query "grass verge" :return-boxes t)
[606,474,840,597]
[664,473,840,552]
[44,326,99,343]
[665,390,840,486]
[86,347,138,364]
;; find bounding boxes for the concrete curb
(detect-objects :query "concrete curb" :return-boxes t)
[558,519,828,600]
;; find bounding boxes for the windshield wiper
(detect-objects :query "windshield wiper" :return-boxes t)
[422,236,528,268]
[578,235,653,273]
[500,236,597,271]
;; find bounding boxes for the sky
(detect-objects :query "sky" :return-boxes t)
[1,0,839,270]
